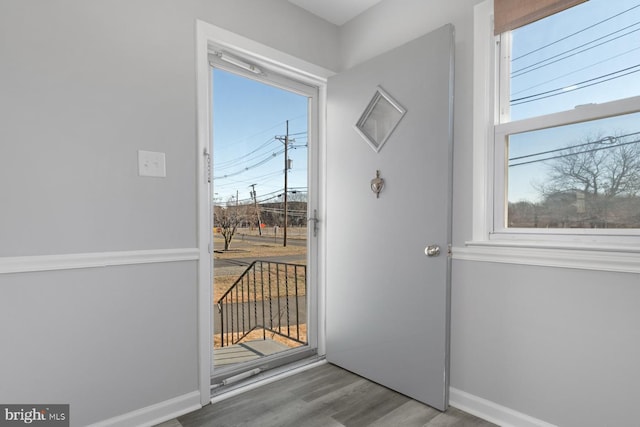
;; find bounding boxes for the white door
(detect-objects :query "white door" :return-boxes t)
[326,24,454,411]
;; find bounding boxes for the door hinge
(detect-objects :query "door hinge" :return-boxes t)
[204,148,211,183]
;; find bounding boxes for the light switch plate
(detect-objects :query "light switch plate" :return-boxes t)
[138,150,166,177]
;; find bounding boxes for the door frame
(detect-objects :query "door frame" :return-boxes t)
[195,20,333,404]
[208,58,320,383]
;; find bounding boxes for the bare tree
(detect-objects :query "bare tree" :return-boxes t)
[539,131,640,227]
[508,201,538,227]
[214,200,242,251]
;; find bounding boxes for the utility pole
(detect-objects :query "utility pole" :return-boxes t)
[276,120,291,247]
[249,183,262,236]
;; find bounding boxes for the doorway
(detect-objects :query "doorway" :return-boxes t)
[209,51,320,388]
[196,22,452,411]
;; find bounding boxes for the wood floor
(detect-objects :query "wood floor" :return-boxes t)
[157,363,496,427]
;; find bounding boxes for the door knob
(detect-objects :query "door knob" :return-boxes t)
[425,245,440,257]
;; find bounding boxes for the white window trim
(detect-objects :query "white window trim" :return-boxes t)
[460,0,640,274]
[493,95,640,243]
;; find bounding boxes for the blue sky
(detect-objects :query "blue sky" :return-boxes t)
[212,68,308,206]
[507,0,640,203]
[510,0,640,121]
[209,1,640,207]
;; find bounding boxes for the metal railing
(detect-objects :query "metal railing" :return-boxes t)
[216,260,307,347]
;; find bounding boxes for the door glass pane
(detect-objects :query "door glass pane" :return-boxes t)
[212,68,309,369]
[507,111,640,228]
[509,0,640,121]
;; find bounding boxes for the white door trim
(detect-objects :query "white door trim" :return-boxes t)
[195,19,333,404]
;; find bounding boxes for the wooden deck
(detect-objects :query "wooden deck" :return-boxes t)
[213,339,291,366]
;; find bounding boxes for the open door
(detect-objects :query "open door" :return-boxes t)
[208,50,321,389]
[326,24,454,410]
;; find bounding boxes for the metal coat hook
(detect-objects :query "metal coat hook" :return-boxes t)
[370,170,384,198]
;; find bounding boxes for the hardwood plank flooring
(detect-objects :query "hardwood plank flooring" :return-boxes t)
[156,363,496,427]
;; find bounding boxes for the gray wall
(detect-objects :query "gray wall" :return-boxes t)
[0,1,338,425]
[340,1,640,426]
[452,261,640,426]
[0,0,339,257]
[3,0,639,426]
[0,263,198,425]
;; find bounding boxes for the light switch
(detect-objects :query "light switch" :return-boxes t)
[138,150,166,177]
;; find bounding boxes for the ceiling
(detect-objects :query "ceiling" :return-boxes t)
[287,0,383,26]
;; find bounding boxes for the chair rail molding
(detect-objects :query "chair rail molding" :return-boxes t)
[452,243,640,274]
[0,248,200,275]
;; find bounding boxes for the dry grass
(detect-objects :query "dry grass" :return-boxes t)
[213,275,240,301]
[213,229,307,301]
[212,228,308,351]
[214,268,306,302]
[213,237,307,259]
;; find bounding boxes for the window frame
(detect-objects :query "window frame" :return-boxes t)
[493,93,640,244]
[461,0,640,273]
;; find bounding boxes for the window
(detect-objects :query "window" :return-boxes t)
[493,0,640,242]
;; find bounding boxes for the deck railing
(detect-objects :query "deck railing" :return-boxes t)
[216,260,306,347]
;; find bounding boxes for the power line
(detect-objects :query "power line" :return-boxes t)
[260,208,308,218]
[212,114,305,155]
[510,131,640,161]
[213,148,284,180]
[213,170,286,192]
[215,138,306,172]
[213,144,307,180]
[219,187,308,205]
[213,115,308,169]
[257,188,308,203]
[214,137,278,169]
[511,66,640,105]
[512,24,640,78]
[509,132,640,167]
[512,46,640,96]
[511,63,640,104]
[513,3,640,61]
[246,186,308,201]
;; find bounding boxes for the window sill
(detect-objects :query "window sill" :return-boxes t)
[452,241,640,274]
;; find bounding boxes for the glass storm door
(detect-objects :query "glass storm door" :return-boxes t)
[209,54,319,388]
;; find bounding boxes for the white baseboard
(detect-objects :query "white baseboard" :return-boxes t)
[449,387,557,427]
[89,391,201,427]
